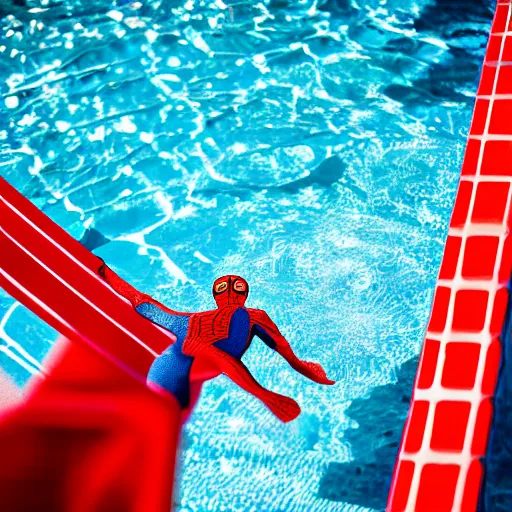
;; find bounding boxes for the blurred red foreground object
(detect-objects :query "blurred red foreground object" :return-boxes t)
[0,177,181,512]
[0,369,21,407]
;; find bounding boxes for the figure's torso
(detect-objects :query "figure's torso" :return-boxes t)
[136,302,253,359]
[212,308,251,359]
[184,306,252,357]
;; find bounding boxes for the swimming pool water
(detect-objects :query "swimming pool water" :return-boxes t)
[0,1,494,511]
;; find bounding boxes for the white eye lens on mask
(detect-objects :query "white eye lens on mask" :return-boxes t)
[215,282,228,293]
[233,281,246,292]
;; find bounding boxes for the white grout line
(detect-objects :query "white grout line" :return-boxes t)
[415,387,490,403]
[477,95,512,100]
[449,224,508,237]
[437,278,508,291]
[401,451,479,465]
[469,134,512,140]
[425,332,494,343]
[459,176,512,183]
[402,5,512,510]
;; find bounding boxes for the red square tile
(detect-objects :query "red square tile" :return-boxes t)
[481,339,501,395]
[487,35,504,62]
[390,461,415,512]
[462,236,500,279]
[461,460,483,512]
[431,401,471,451]
[439,236,462,279]
[404,400,429,453]
[492,5,509,33]
[470,99,490,135]
[481,141,512,175]
[478,65,497,96]
[416,464,460,512]
[417,339,440,389]
[452,290,488,332]
[496,65,512,94]
[442,343,481,389]
[471,398,493,456]
[489,99,512,134]
[504,36,512,62]
[491,287,509,334]
[499,234,512,282]
[450,181,473,227]
[461,139,480,176]
[428,286,451,333]
[471,182,509,224]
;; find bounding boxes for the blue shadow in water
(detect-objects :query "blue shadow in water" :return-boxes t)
[318,357,417,511]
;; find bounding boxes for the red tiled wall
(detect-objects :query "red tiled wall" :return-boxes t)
[387,2,512,510]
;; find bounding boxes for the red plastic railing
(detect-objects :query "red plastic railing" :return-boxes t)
[0,176,181,511]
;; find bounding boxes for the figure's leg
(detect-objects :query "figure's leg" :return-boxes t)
[180,380,204,424]
[135,303,189,341]
[201,345,301,422]
[179,355,221,423]
[146,346,194,409]
[136,303,195,408]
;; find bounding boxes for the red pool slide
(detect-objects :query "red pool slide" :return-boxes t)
[0,176,181,511]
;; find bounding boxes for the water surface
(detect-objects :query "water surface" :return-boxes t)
[0,1,493,510]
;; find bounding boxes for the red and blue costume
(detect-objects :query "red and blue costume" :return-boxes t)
[98,263,334,422]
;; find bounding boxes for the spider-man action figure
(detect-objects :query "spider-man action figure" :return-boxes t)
[98,262,334,422]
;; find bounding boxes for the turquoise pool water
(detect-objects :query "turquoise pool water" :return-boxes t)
[0,1,493,511]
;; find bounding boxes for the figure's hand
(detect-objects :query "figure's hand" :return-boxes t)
[97,258,107,278]
[293,360,335,385]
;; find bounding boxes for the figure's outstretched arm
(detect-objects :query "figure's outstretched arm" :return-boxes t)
[249,309,335,385]
[97,260,186,316]
[200,345,301,423]
[98,261,148,307]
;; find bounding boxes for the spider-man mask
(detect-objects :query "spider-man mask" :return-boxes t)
[212,275,249,307]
